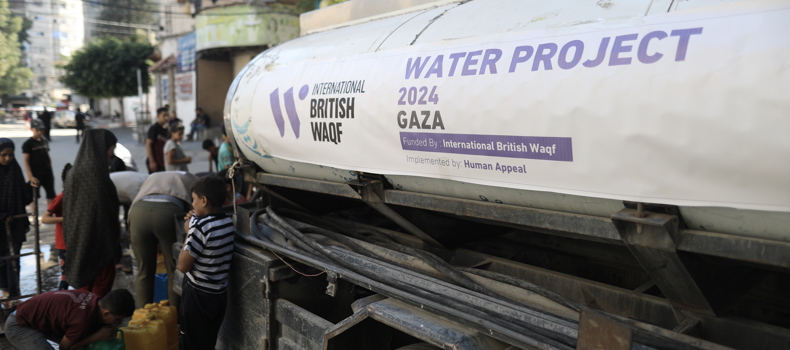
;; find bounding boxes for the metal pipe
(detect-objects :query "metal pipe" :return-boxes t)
[33,188,41,295]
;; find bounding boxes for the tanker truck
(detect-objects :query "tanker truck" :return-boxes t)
[201,0,789,349]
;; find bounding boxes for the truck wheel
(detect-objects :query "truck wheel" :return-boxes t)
[395,343,441,350]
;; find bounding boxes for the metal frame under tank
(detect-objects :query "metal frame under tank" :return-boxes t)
[207,168,790,350]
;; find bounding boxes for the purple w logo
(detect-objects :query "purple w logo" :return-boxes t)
[270,85,309,138]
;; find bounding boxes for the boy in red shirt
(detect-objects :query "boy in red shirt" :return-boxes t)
[41,164,73,290]
[4,289,134,350]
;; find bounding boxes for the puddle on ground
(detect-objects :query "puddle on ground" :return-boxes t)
[16,245,61,297]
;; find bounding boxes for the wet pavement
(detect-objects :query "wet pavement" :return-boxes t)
[0,117,212,349]
[0,209,136,350]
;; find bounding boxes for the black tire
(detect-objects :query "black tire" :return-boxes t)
[395,343,441,350]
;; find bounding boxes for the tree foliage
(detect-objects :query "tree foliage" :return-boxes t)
[0,0,32,97]
[15,15,31,49]
[59,36,154,98]
[0,65,32,97]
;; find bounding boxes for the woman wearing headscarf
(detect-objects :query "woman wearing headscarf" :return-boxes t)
[0,138,30,303]
[63,129,120,297]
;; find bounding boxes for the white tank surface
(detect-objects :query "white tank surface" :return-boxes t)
[226,0,790,241]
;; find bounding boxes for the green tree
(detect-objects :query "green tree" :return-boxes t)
[0,0,32,98]
[15,15,31,49]
[59,36,154,98]
[0,66,32,97]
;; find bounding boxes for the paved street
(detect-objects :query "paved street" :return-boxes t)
[0,117,215,348]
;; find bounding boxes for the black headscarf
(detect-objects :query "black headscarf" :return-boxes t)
[63,129,121,288]
[0,138,30,245]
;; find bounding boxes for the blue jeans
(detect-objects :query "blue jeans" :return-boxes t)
[189,124,207,139]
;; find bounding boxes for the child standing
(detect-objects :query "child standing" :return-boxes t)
[22,119,56,208]
[164,124,191,172]
[217,124,234,171]
[177,175,235,350]
[41,163,73,290]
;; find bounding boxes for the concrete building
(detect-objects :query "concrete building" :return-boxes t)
[13,0,85,107]
[190,0,301,129]
[82,0,102,40]
[150,0,197,124]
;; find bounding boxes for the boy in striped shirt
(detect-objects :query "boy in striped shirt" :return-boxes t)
[177,175,235,350]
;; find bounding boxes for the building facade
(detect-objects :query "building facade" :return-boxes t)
[191,0,300,128]
[12,0,85,107]
[151,0,197,125]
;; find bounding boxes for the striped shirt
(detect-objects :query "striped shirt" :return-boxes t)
[184,212,235,293]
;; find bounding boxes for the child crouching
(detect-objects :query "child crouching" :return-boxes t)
[177,175,235,350]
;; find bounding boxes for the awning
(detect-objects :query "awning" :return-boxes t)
[149,54,177,72]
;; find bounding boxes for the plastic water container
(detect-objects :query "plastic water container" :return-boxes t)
[153,300,179,350]
[154,273,168,303]
[131,301,178,350]
[132,303,157,321]
[123,314,167,350]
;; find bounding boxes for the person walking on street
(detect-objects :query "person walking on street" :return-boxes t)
[187,107,210,141]
[0,138,30,305]
[63,129,122,298]
[75,109,87,143]
[39,108,52,141]
[4,289,135,350]
[23,119,56,208]
[146,108,169,174]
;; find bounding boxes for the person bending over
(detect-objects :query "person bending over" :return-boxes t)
[4,289,135,350]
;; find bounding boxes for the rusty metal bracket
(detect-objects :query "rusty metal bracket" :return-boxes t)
[349,179,444,248]
[612,208,715,317]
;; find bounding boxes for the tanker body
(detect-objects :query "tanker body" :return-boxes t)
[213,0,790,349]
